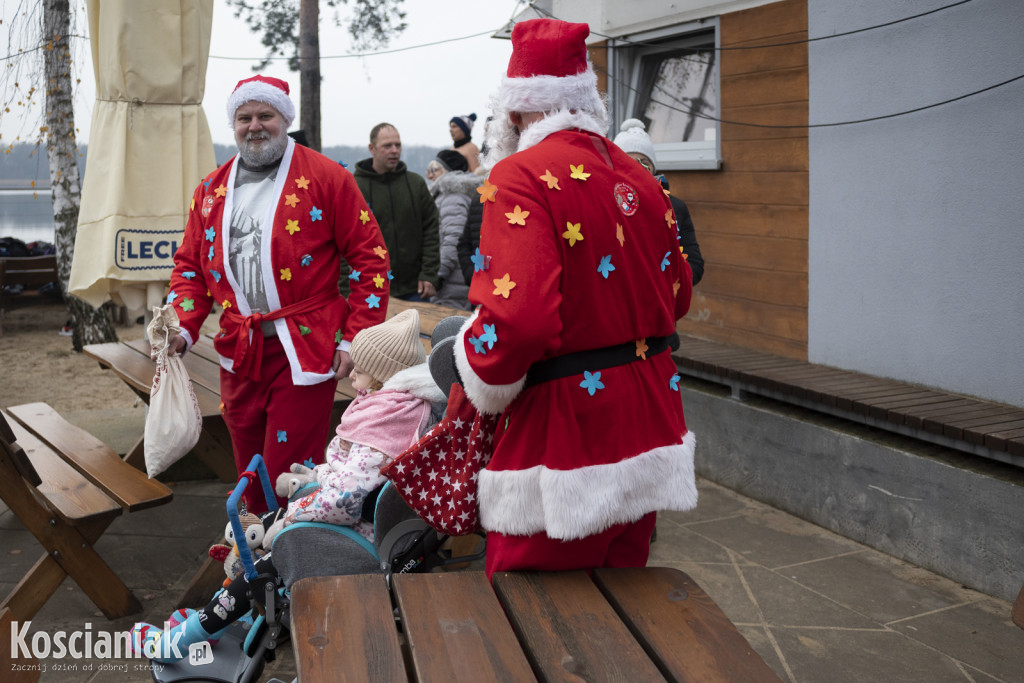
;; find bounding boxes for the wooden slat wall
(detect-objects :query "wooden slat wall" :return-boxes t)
[592,0,810,359]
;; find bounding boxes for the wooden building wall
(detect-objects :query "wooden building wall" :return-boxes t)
[595,0,809,359]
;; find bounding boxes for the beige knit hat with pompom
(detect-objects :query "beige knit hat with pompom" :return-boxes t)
[349,309,426,385]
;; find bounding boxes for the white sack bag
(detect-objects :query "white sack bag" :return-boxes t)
[144,304,203,478]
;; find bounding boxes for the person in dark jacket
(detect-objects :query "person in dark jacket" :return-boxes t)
[612,119,704,285]
[353,123,440,300]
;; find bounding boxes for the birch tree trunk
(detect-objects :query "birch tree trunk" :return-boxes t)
[43,0,116,349]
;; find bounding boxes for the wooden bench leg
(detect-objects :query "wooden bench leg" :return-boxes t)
[192,418,241,483]
[123,434,146,472]
[0,455,142,620]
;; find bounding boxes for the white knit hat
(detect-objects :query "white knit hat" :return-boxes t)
[349,310,426,385]
[613,119,657,168]
[226,75,296,127]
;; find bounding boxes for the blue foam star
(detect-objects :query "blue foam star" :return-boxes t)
[670,373,681,391]
[468,336,488,355]
[303,458,316,469]
[301,254,312,267]
[580,371,605,396]
[597,255,615,279]
[309,206,323,222]
[660,251,671,272]
[210,270,221,283]
[203,178,211,188]
[166,290,178,304]
[182,271,196,280]
[205,226,216,242]
[387,270,394,281]
[208,245,215,261]
[366,294,381,308]
[277,430,287,443]
[479,323,498,349]
[349,270,361,282]
[471,248,489,273]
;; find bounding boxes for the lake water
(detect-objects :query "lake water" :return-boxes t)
[0,189,56,245]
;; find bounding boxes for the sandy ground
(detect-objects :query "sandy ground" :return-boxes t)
[0,299,149,414]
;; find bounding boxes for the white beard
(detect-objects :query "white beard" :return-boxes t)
[238,129,288,167]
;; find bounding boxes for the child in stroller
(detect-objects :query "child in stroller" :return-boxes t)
[133,309,448,664]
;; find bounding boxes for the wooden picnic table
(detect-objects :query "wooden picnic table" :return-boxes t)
[290,567,780,682]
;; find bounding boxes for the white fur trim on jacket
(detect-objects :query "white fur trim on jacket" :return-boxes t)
[478,431,697,540]
[453,311,526,415]
[516,108,610,153]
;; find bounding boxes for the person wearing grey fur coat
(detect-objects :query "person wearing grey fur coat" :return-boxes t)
[430,159,483,310]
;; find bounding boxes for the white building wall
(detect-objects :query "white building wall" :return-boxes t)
[807,0,1024,407]
[551,0,777,39]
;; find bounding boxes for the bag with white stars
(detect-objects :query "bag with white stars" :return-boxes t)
[381,382,498,536]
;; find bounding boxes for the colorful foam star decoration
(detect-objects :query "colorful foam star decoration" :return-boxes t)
[309,206,323,222]
[374,245,388,259]
[373,273,386,289]
[616,224,625,246]
[190,198,195,210]
[562,222,584,247]
[492,273,516,299]
[580,370,605,396]
[660,252,671,272]
[208,246,215,261]
[222,299,232,309]
[298,325,311,336]
[569,164,591,181]
[284,193,300,208]
[180,298,195,312]
[210,270,222,283]
[280,268,292,281]
[218,401,225,413]
[670,373,681,391]
[635,338,649,360]
[303,458,316,469]
[295,176,310,190]
[479,323,498,350]
[664,210,675,229]
[166,290,178,304]
[470,248,490,272]
[468,335,488,355]
[673,280,681,296]
[597,255,615,279]
[349,270,361,282]
[182,271,196,279]
[505,205,530,226]
[539,169,560,190]
[335,330,343,344]
[285,219,300,236]
[387,271,394,281]
[204,178,212,189]
[214,184,227,198]
[277,430,288,443]
[301,254,312,267]
[366,294,381,308]
[360,209,370,225]
[477,178,498,203]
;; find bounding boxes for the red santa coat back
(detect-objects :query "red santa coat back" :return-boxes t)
[169,140,390,385]
[455,129,697,540]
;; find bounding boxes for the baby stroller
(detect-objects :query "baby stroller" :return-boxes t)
[151,455,484,683]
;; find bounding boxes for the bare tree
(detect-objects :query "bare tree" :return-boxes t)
[226,0,408,151]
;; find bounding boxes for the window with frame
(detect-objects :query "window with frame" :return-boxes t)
[609,20,721,170]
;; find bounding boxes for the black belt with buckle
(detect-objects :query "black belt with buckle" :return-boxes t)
[525,332,679,388]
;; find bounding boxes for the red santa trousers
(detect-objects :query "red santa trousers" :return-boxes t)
[484,512,657,578]
[219,336,336,513]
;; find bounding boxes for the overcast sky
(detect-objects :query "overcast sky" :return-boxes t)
[2,0,523,150]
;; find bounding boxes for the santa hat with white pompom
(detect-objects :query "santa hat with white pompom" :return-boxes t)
[226,74,295,128]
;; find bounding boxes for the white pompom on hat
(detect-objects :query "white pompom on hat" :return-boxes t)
[450,113,477,138]
[349,309,427,385]
[613,118,657,168]
[226,75,296,128]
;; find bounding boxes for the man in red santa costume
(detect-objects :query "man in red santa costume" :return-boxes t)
[454,18,697,575]
[166,75,389,511]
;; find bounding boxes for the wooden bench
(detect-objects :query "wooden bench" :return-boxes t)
[290,568,780,682]
[0,403,172,623]
[673,333,1024,467]
[0,255,60,335]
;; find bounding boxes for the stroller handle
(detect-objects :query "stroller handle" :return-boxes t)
[226,454,278,581]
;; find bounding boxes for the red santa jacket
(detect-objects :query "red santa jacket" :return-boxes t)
[454,129,696,540]
[169,139,390,385]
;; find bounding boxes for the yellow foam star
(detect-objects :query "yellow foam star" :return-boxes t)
[359,209,370,225]
[562,222,583,247]
[285,219,300,235]
[295,175,310,190]
[214,184,227,198]
[222,299,232,309]
[569,164,591,181]
[284,193,300,208]
[616,223,625,247]
[373,273,386,288]
[280,268,292,281]
[635,338,649,360]
[373,245,388,259]
[505,205,530,226]
[539,169,560,190]
[492,273,516,299]
[477,178,498,203]
[190,198,195,211]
